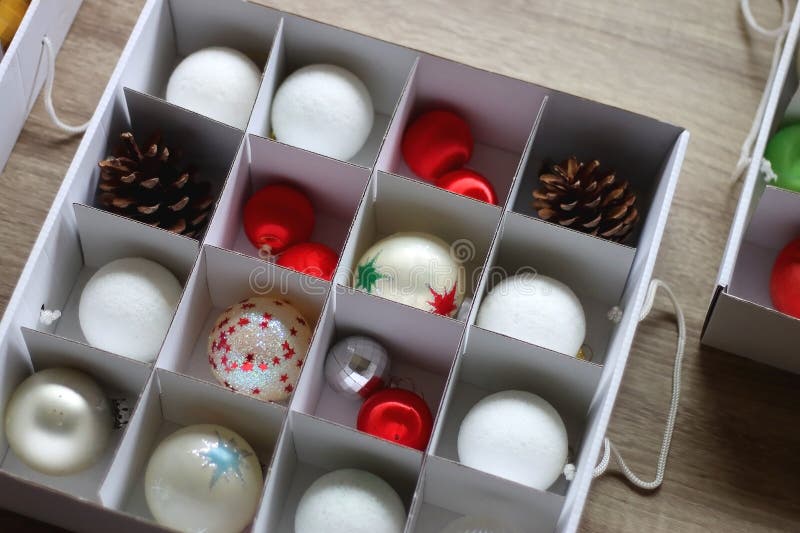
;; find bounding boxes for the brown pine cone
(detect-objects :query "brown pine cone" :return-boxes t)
[532,157,639,243]
[96,131,214,238]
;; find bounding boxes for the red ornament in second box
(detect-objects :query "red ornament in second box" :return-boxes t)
[357,388,433,451]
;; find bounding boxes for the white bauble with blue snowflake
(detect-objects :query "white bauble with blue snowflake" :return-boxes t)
[145,424,263,533]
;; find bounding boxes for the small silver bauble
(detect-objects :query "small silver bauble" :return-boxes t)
[324,335,391,399]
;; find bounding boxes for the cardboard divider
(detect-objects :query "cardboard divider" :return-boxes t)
[409,455,564,533]
[0,326,150,502]
[99,368,287,525]
[157,245,328,400]
[118,0,280,109]
[336,171,502,319]
[291,286,465,440]
[510,90,683,248]
[24,203,198,363]
[473,211,634,364]
[431,325,602,497]
[253,410,422,532]
[376,53,549,207]
[204,133,370,268]
[248,12,418,167]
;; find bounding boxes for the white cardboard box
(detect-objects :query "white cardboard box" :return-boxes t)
[703,4,800,374]
[0,0,82,173]
[0,0,689,531]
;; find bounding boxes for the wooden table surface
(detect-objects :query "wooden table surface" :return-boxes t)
[1,0,799,531]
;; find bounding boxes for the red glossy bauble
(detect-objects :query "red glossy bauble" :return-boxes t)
[402,110,473,182]
[770,237,800,319]
[357,388,433,451]
[277,242,339,281]
[436,168,498,205]
[243,184,314,254]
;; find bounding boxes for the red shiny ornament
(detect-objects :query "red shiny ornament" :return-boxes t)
[357,388,433,451]
[770,237,800,318]
[243,184,314,254]
[436,168,498,205]
[402,110,473,182]
[277,242,339,281]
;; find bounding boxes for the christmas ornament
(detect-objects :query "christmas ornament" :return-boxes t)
[354,231,465,317]
[97,130,214,237]
[770,237,800,318]
[457,390,568,491]
[79,257,182,362]
[533,157,639,243]
[357,388,433,450]
[243,184,314,254]
[476,273,585,357]
[276,242,338,281]
[0,0,29,50]
[764,124,800,193]
[324,335,391,399]
[441,515,519,533]
[437,168,498,205]
[145,424,263,533]
[295,469,406,533]
[4,368,113,476]
[402,109,473,182]
[272,64,374,160]
[207,296,312,401]
[166,47,261,129]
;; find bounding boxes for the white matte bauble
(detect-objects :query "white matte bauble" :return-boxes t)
[271,64,374,160]
[4,368,113,476]
[441,515,519,533]
[166,47,261,129]
[295,469,406,533]
[79,257,182,362]
[354,232,465,317]
[457,390,568,491]
[476,274,585,356]
[144,424,263,533]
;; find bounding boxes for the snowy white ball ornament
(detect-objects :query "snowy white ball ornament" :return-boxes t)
[166,47,261,129]
[353,231,465,317]
[79,257,182,362]
[457,390,569,491]
[476,273,585,356]
[271,64,374,160]
[144,424,263,533]
[295,469,406,533]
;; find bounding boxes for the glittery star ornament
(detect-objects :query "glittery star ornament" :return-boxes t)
[144,424,263,533]
[353,231,465,317]
[208,296,312,402]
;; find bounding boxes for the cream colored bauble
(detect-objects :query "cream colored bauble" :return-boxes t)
[353,231,465,317]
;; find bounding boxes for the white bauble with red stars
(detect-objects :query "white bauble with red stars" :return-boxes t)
[353,231,465,317]
[207,296,312,402]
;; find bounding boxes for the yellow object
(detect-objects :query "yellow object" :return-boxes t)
[0,0,30,51]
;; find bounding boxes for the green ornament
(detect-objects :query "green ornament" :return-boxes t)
[355,254,385,293]
[765,123,800,193]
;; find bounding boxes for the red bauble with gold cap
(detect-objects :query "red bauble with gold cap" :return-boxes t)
[243,184,314,254]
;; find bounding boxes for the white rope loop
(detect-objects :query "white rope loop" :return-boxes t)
[41,36,89,134]
[730,0,791,183]
[592,279,687,491]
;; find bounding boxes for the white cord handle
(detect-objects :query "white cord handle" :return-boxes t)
[592,279,686,490]
[41,35,89,134]
[731,0,791,183]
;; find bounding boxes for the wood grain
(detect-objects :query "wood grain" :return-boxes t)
[1,0,799,531]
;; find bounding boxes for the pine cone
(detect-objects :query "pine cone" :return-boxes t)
[532,157,639,243]
[96,131,214,238]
